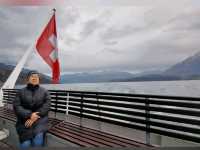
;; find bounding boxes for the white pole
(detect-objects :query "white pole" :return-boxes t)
[0,44,34,107]
[3,45,34,89]
[65,92,69,121]
[0,9,55,107]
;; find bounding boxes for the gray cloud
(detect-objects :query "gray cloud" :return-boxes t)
[100,48,123,54]
[103,41,118,46]
[57,6,80,30]
[165,11,200,31]
[0,1,200,75]
[0,7,50,62]
[80,19,103,38]
[101,25,142,41]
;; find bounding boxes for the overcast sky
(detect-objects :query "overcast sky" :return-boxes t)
[0,0,200,75]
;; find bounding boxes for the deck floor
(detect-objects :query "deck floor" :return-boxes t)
[0,141,15,149]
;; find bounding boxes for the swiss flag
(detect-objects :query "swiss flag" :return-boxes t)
[36,12,60,84]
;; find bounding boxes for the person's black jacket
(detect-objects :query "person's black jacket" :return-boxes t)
[13,84,51,143]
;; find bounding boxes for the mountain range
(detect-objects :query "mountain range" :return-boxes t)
[61,51,200,83]
[60,71,134,83]
[1,50,200,84]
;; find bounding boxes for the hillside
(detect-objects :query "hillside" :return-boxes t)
[0,63,51,86]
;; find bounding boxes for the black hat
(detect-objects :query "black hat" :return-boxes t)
[26,70,40,79]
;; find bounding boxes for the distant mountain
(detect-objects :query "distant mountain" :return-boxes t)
[164,51,200,78]
[115,51,200,82]
[0,63,51,86]
[61,71,134,83]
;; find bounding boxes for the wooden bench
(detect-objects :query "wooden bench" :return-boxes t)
[49,121,153,148]
[0,107,153,148]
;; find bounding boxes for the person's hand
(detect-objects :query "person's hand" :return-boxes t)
[25,119,34,128]
[30,112,40,122]
[25,112,40,128]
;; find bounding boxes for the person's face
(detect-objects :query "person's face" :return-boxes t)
[28,74,40,85]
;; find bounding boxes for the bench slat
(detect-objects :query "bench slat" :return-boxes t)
[61,121,151,147]
[50,128,102,147]
[51,123,124,147]
[57,122,137,147]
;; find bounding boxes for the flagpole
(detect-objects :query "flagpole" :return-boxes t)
[51,8,61,84]
[0,9,56,107]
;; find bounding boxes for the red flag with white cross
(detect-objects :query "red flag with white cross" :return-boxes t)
[36,10,60,84]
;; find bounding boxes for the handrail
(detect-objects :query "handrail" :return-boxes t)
[2,88,200,144]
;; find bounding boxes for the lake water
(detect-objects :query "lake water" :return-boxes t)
[35,80,200,97]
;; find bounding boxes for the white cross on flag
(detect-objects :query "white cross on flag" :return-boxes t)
[36,12,60,84]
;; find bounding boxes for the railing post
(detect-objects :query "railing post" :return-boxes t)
[4,89,8,108]
[96,93,101,131]
[55,91,58,118]
[145,97,150,145]
[96,93,99,118]
[80,93,84,127]
[65,91,70,122]
[6,89,11,109]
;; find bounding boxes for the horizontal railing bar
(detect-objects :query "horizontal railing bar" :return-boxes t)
[66,94,146,103]
[5,89,200,101]
[69,111,146,131]
[149,106,200,117]
[3,93,17,96]
[2,101,12,104]
[50,108,66,113]
[149,121,200,135]
[149,100,200,109]
[69,101,200,117]
[3,96,17,99]
[69,107,146,124]
[149,114,200,126]
[48,90,200,101]
[51,95,200,109]
[150,127,200,143]
[51,100,67,105]
[67,102,145,112]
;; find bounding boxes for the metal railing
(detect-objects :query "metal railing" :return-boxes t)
[2,89,200,144]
